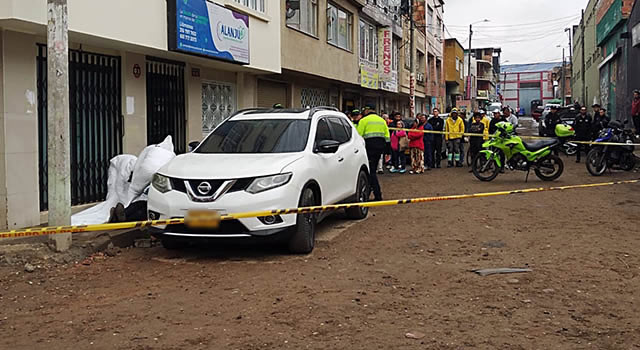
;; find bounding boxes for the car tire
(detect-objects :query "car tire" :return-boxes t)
[287,188,317,254]
[161,237,189,250]
[345,170,370,220]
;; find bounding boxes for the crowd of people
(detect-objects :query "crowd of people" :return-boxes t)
[350,106,520,181]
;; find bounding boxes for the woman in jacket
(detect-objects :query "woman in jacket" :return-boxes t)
[408,119,425,174]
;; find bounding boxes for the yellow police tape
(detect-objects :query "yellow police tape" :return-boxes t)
[1,179,638,239]
[388,127,640,146]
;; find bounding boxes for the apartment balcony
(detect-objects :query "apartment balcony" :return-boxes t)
[477,59,493,66]
[477,76,496,86]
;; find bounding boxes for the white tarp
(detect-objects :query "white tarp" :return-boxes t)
[71,136,176,226]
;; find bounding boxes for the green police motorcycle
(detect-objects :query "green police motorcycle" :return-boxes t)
[471,122,574,182]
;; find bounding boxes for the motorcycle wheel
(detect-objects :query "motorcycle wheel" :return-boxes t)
[564,144,577,156]
[621,156,636,171]
[586,148,607,176]
[466,149,472,166]
[472,153,499,182]
[534,154,564,181]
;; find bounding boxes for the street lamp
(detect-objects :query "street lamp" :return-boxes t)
[466,19,490,101]
[565,27,573,104]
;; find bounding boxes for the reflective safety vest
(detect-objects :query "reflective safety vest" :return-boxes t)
[356,114,390,142]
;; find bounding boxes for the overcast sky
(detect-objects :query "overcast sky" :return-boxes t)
[441,0,585,65]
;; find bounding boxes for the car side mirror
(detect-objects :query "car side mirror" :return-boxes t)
[316,140,340,154]
[188,141,200,152]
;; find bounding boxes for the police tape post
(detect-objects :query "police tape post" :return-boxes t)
[388,127,640,146]
[1,179,637,240]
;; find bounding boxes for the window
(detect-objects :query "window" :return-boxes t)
[455,57,459,71]
[232,0,266,13]
[359,19,377,64]
[286,0,318,36]
[404,37,411,69]
[436,17,442,38]
[392,38,399,71]
[427,6,433,34]
[328,117,350,143]
[196,120,311,154]
[327,3,352,50]
[315,118,333,143]
[338,117,353,139]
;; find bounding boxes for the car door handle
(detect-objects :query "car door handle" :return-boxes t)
[354,149,359,154]
[338,157,344,162]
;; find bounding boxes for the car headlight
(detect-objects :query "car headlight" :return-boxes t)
[151,173,171,193]
[246,173,292,194]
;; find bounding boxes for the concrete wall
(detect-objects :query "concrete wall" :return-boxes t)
[0,30,39,229]
[281,0,360,85]
[572,0,603,107]
[444,39,463,86]
[0,0,281,74]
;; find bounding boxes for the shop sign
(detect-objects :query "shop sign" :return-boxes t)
[168,0,250,64]
[380,71,398,93]
[378,28,397,92]
[360,65,379,90]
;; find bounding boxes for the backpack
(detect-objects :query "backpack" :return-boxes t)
[398,134,409,151]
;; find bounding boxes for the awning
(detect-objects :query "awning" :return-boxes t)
[598,47,621,70]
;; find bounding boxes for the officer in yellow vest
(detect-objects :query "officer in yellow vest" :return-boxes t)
[356,106,390,201]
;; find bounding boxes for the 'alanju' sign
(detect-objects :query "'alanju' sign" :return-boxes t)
[169,0,250,64]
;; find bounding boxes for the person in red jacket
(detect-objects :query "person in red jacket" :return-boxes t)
[632,89,640,137]
[408,117,425,174]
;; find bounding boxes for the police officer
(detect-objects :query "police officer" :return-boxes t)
[428,108,445,168]
[573,106,592,163]
[545,105,562,136]
[351,109,363,125]
[356,107,390,201]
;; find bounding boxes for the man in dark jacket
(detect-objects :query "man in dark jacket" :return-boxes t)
[428,108,445,168]
[545,105,562,136]
[573,106,592,163]
[592,108,610,140]
[489,111,504,135]
[419,113,433,170]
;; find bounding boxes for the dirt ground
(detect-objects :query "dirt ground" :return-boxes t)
[2,156,640,349]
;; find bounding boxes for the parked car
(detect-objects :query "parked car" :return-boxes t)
[487,102,502,115]
[148,107,371,254]
[538,105,578,136]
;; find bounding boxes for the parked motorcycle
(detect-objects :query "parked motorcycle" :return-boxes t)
[472,122,573,182]
[586,120,636,176]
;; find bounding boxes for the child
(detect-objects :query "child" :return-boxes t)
[408,120,425,174]
[468,112,485,170]
[390,121,408,173]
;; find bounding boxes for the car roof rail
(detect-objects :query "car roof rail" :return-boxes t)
[231,108,271,117]
[308,106,340,119]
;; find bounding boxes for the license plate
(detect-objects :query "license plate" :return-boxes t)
[185,210,221,229]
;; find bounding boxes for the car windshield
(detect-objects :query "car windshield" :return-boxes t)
[195,119,311,154]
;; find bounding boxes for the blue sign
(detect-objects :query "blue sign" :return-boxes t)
[169,0,250,64]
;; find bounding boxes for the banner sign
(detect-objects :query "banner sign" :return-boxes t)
[378,28,397,92]
[380,71,398,93]
[169,0,250,64]
[360,65,379,90]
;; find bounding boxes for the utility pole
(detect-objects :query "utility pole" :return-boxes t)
[561,47,566,105]
[580,9,586,104]
[565,27,573,103]
[47,0,72,252]
[466,24,473,103]
[409,0,415,120]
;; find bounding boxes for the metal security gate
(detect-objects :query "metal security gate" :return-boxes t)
[37,45,123,211]
[146,57,186,153]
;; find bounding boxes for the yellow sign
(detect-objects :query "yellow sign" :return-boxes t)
[360,65,379,90]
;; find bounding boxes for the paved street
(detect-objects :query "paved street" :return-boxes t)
[2,158,639,350]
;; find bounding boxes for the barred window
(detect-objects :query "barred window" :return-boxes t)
[232,0,266,13]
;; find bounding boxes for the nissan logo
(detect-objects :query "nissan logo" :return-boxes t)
[197,181,212,195]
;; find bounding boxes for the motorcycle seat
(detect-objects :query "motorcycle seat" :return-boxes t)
[522,139,559,151]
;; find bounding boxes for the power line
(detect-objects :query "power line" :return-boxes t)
[446,14,580,29]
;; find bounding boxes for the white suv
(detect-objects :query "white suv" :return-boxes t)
[148,107,370,253]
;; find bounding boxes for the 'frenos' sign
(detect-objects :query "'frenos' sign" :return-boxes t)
[379,28,393,78]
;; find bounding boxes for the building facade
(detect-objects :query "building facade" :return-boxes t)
[0,0,283,229]
[572,0,603,108]
[596,0,635,120]
[629,0,640,103]
[444,38,464,110]
[0,0,447,230]
[500,63,560,115]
